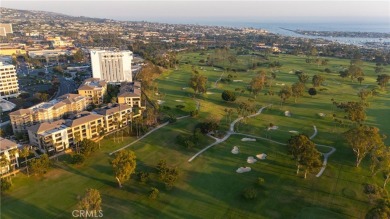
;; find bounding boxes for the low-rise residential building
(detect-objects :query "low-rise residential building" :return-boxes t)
[0,62,19,99]
[94,104,139,133]
[117,81,143,108]
[27,120,69,153]
[0,137,20,174]
[65,112,104,145]
[9,94,88,134]
[77,78,107,105]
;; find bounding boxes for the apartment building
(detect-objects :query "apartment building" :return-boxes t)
[0,62,19,99]
[26,104,142,153]
[65,112,104,146]
[27,120,69,153]
[117,81,143,108]
[94,104,137,133]
[0,137,20,174]
[0,23,13,37]
[77,78,107,105]
[9,94,87,134]
[90,50,133,83]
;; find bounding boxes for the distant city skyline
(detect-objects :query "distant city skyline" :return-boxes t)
[2,1,389,24]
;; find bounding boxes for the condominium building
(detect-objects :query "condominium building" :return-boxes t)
[26,105,142,153]
[9,94,88,134]
[90,50,133,83]
[65,112,104,145]
[117,81,143,108]
[77,78,107,105]
[0,137,20,174]
[27,120,69,153]
[94,104,139,133]
[0,62,19,99]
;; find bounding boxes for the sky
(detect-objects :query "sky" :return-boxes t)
[1,0,389,24]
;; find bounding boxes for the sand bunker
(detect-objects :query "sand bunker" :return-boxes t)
[318,113,326,117]
[236,167,251,173]
[256,153,267,160]
[182,87,188,90]
[289,130,299,134]
[284,111,291,117]
[247,156,257,164]
[276,83,285,86]
[231,146,239,154]
[155,93,159,95]
[175,100,183,102]
[157,100,165,105]
[233,80,243,82]
[267,126,279,131]
[241,138,256,142]
[206,92,214,94]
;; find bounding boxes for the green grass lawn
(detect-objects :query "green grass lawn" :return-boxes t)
[2,52,390,218]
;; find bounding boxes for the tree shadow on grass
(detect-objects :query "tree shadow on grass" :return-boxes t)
[0,194,53,219]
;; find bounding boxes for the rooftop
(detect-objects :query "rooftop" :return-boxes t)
[0,137,19,152]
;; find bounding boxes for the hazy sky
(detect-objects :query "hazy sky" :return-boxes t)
[1,1,389,23]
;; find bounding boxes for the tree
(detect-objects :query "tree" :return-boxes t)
[287,134,322,178]
[78,188,102,213]
[344,126,385,167]
[377,74,390,90]
[278,85,292,105]
[357,89,372,102]
[357,76,365,85]
[366,198,390,219]
[189,72,208,94]
[111,150,136,188]
[19,146,31,176]
[221,90,236,102]
[334,101,367,123]
[157,160,179,190]
[242,187,258,200]
[80,139,98,157]
[312,75,325,87]
[339,69,351,80]
[308,87,317,97]
[248,71,267,97]
[1,178,12,192]
[348,65,364,81]
[291,82,305,103]
[73,49,84,62]
[297,73,310,84]
[29,154,50,176]
[149,187,159,200]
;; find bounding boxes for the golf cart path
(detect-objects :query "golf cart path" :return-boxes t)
[189,105,336,177]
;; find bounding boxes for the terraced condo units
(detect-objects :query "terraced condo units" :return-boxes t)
[9,94,88,134]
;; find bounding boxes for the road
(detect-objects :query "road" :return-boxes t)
[53,76,78,99]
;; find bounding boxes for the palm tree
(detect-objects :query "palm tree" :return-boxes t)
[0,154,10,176]
[96,124,104,149]
[74,133,81,154]
[19,146,31,177]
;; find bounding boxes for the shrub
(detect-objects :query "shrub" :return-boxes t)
[1,178,12,192]
[257,177,265,186]
[221,90,236,102]
[199,121,219,134]
[324,68,332,73]
[242,187,258,200]
[71,154,86,165]
[137,171,150,183]
[149,187,159,199]
[190,110,199,117]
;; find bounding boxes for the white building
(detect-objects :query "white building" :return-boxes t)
[0,62,19,99]
[90,50,133,83]
[0,23,13,37]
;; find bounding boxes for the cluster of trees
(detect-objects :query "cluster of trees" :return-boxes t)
[176,128,202,149]
[156,160,179,190]
[189,71,208,95]
[287,134,322,179]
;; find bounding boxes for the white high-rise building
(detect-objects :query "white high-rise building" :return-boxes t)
[0,62,19,99]
[90,50,133,83]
